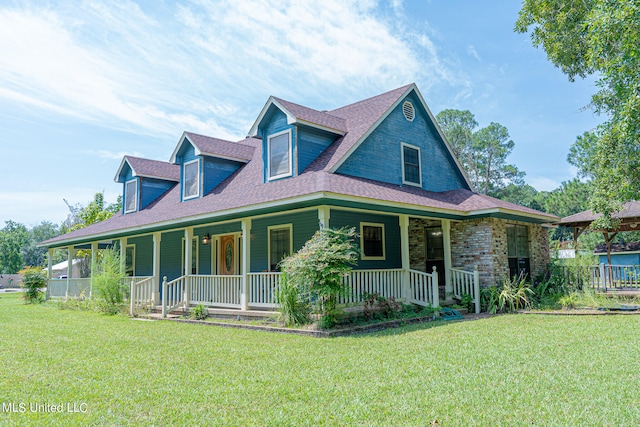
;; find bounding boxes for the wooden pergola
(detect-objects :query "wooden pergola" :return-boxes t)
[558,201,640,264]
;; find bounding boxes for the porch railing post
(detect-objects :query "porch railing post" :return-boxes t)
[599,263,606,292]
[431,266,439,308]
[473,265,480,314]
[162,276,167,318]
[399,215,411,303]
[130,280,134,316]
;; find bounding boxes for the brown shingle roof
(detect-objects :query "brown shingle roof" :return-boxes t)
[559,201,640,226]
[124,156,180,181]
[184,132,256,162]
[272,97,347,134]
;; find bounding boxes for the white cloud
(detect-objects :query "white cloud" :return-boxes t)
[92,150,144,160]
[466,45,481,62]
[0,0,465,139]
[529,177,560,192]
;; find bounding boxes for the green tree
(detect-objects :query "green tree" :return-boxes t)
[516,0,640,227]
[494,183,546,211]
[436,110,524,196]
[61,192,122,233]
[21,221,60,268]
[0,221,29,274]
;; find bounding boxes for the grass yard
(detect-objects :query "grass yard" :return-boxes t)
[1,293,640,426]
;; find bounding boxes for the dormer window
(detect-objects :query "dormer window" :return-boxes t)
[183,159,200,200]
[124,179,137,213]
[401,142,422,187]
[268,129,292,180]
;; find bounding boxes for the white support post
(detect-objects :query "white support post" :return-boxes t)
[152,232,161,305]
[399,215,411,303]
[442,219,453,302]
[161,276,167,318]
[184,227,193,309]
[318,206,331,230]
[241,218,251,311]
[90,242,98,299]
[119,238,127,274]
[473,265,480,314]
[431,266,439,308]
[46,249,53,300]
[599,263,606,291]
[66,247,74,300]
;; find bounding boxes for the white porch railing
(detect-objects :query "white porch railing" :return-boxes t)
[190,275,242,308]
[129,276,155,315]
[409,268,439,308]
[162,276,186,317]
[340,269,405,304]
[450,266,480,314]
[248,272,281,308]
[46,278,91,299]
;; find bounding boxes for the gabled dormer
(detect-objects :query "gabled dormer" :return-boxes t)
[248,97,346,182]
[169,132,255,201]
[114,156,179,214]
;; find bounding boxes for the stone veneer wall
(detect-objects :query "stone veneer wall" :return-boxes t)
[450,218,550,287]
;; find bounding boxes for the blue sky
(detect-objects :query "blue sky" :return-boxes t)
[0,0,601,227]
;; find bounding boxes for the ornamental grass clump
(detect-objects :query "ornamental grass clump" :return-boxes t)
[278,227,359,328]
[93,248,127,314]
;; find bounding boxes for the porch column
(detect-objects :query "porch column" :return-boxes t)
[152,232,161,305]
[184,227,193,307]
[442,219,453,301]
[47,248,53,300]
[399,215,411,303]
[47,249,53,280]
[90,242,98,299]
[66,246,74,299]
[119,238,127,273]
[241,218,251,311]
[318,206,331,230]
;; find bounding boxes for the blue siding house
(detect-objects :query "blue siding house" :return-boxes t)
[42,84,557,315]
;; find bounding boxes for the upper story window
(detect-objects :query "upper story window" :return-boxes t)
[183,159,200,200]
[401,142,422,186]
[268,129,292,180]
[124,179,137,213]
[360,222,385,260]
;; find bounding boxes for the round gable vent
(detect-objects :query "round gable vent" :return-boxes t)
[402,101,415,122]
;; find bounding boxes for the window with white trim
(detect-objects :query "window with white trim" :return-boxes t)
[360,222,385,260]
[268,129,292,180]
[401,142,422,186]
[268,224,292,271]
[124,179,137,213]
[183,159,200,200]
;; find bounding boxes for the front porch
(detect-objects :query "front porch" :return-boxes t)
[129,266,480,317]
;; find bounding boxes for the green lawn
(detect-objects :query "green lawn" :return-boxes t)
[1,293,639,426]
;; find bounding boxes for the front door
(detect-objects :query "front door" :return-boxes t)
[219,235,236,275]
[425,226,446,298]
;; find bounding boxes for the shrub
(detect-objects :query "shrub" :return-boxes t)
[498,274,533,313]
[460,293,475,312]
[93,248,127,314]
[276,272,310,326]
[189,304,208,320]
[279,227,359,328]
[19,267,47,304]
[363,293,401,321]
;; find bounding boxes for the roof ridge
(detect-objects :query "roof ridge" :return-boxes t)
[329,83,413,115]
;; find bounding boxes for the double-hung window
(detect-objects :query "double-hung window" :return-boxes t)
[183,159,200,200]
[124,179,137,213]
[268,130,292,180]
[268,225,292,271]
[402,142,422,186]
[360,222,385,260]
